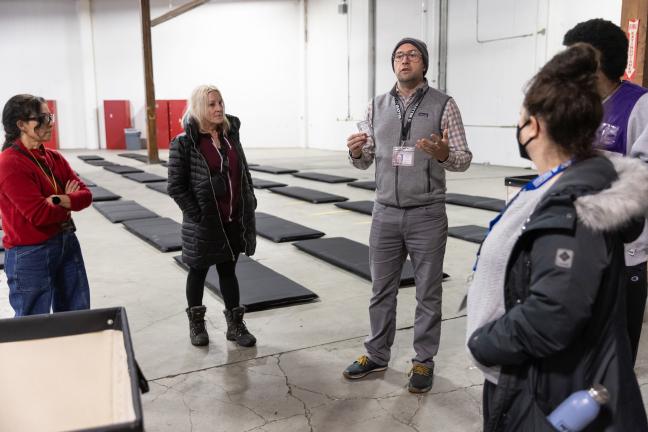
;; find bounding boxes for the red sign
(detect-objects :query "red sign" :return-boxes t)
[625,18,640,81]
[43,100,59,149]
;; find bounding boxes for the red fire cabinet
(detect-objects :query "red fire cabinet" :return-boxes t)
[43,100,59,150]
[103,100,132,150]
[168,100,187,139]
[155,100,171,149]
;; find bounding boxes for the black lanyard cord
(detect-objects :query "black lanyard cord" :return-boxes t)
[394,87,429,143]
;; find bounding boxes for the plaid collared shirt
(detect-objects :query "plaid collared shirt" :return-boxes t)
[351,81,472,172]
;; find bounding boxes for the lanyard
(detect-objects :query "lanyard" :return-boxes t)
[472,159,573,272]
[14,144,59,194]
[394,88,429,145]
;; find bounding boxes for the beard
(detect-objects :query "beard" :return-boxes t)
[398,73,423,87]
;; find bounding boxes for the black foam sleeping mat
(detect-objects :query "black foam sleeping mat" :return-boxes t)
[446,193,505,212]
[117,153,146,161]
[269,186,348,204]
[146,182,169,195]
[249,165,299,174]
[293,237,450,286]
[122,172,167,183]
[84,160,118,167]
[292,172,357,183]
[347,181,376,191]
[103,165,145,175]
[93,200,158,223]
[122,217,181,252]
[173,255,318,311]
[88,186,121,202]
[252,178,287,189]
[255,212,324,242]
[79,177,96,187]
[335,201,373,215]
[448,225,488,244]
[77,155,104,161]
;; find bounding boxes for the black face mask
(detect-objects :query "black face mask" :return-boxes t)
[516,119,538,160]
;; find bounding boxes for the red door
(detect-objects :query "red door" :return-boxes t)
[168,100,187,139]
[155,100,170,149]
[104,100,132,150]
[43,100,59,150]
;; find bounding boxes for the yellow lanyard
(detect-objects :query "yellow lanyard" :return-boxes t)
[28,150,59,194]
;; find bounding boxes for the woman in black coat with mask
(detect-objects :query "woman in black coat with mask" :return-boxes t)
[168,85,257,348]
[466,44,648,431]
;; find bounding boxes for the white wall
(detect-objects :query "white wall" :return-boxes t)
[446,0,622,167]
[151,0,301,148]
[90,0,300,149]
[0,0,625,163]
[305,0,441,151]
[90,0,146,149]
[0,0,92,149]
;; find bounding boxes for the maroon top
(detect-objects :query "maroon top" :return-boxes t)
[198,133,241,222]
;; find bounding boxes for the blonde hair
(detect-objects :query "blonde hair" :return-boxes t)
[184,84,230,134]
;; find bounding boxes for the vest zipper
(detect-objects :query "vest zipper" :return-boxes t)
[394,94,421,207]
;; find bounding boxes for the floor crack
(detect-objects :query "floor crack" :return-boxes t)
[276,354,314,432]
[376,397,421,432]
[180,393,195,432]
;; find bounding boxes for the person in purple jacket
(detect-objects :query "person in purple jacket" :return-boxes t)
[564,19,648,364]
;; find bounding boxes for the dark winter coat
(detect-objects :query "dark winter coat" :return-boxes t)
[468,155,648,432]
[167,115,256,268]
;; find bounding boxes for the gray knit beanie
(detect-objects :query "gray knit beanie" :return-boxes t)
[391,37,429,75]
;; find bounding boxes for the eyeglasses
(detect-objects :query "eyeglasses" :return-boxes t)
[394,52,422,63]
[28,113,56,126]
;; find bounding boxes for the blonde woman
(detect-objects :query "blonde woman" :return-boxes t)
[168,85,257,347]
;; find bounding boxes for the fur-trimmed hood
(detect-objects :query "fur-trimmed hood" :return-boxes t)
[574,155,648,233]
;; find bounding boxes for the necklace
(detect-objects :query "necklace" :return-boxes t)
[27,149,58,194]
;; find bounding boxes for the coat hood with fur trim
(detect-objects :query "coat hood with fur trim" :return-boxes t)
[528,155,648,243]
[574,155,648,236]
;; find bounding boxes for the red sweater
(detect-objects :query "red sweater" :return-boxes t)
[0,141,92,249]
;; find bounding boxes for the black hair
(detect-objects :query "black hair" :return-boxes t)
[563,18,628,81]
[524,43,602,160]
[2,94,46,151]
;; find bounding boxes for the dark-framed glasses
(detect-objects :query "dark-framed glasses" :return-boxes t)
[394,52,422,63]
[28,113,56,126]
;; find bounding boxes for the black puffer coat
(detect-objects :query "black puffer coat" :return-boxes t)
[468,156,648,432]
[167,115,256,268]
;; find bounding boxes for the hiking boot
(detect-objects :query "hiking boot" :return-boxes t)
[343,355,387,380]
[224,306,256,347]
[408,362,434,393]
[186,305,209,346]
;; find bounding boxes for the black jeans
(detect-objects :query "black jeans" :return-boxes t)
[626,261,647,365]
[186,257,240,310]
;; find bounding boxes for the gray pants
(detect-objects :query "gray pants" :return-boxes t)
[364,201,447,367]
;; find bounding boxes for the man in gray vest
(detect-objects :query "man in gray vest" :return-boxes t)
[343,37,472,393]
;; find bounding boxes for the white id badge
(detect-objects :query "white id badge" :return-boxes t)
[357,120,373,137]
[392,147,415,167]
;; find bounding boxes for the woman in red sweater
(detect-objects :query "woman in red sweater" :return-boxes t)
[0,94,93,316]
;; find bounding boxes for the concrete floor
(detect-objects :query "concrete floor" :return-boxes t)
[1,148,647,431]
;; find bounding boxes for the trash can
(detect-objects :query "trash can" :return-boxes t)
[124,128,142,150]
[0,307,147,431]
